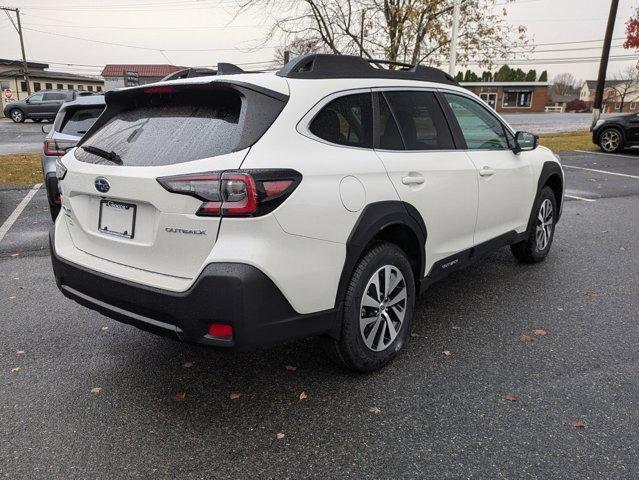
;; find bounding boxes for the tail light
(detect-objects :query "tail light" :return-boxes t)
[157,169,301,217]
[44,139,76,156]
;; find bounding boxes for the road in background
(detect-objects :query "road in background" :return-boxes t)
[501,112,617,134]
[0,118,47,154]
[0,152,637,479]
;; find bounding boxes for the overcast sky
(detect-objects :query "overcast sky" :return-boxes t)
[0,0,638,83]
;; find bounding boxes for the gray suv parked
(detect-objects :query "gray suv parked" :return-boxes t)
[3,89,78,123]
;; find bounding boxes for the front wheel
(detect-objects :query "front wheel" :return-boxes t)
[324,242,415,372]
[598,128,623,153]
[9,109,25,123]
[510,186,557,263]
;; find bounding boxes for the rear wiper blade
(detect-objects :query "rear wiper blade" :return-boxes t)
[81,145,122,165]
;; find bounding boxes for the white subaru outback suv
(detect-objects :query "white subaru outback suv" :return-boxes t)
[51,55,564,372]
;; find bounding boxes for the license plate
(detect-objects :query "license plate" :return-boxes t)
[98,200,136,239]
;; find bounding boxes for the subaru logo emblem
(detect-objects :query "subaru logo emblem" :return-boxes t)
[94,177,110,193]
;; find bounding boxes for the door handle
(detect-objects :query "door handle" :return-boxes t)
[402,175,425,185]
[479,167,495,177]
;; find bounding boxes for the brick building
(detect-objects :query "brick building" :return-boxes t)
[101,64,186,91]
[461,81,550,113]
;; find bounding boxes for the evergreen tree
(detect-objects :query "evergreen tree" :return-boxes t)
[454,71,464,82]
[539,70,548,82]
[525,69,537,81]
[494,65,512,82]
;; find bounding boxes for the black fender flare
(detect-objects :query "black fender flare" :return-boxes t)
[334,201,427,311]
[526,161,564,235]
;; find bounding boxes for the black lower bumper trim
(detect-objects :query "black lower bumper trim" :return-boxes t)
[50,230,338,349]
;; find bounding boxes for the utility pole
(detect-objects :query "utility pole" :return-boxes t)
[449,0,461,76]
[592,0,619,128]
[360,9,365,57]
[1,6,31,95]
[283,50,290,65]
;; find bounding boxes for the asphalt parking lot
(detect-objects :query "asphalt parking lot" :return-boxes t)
[0,118,48,155]
[1,150,638,479]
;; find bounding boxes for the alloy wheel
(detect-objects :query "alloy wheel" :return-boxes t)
[600,130,620,152]
[11,110,23,122]
[535,199,553,251]
[359,265,407,352]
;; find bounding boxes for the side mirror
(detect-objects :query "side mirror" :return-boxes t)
[514,131,538,153]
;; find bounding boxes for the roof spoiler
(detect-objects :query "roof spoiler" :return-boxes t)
[276,53,458,85]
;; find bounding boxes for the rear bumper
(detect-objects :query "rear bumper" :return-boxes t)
[50,230,338,349]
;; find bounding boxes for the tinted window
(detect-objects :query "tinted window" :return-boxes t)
[43,92,67,101]
[444,93,510,150]
[76,87,285,167]
[309,93,373,148]
[28,92,44,103]
[383,91,454,150]
[378,95,403,150]
[60,107,103,136]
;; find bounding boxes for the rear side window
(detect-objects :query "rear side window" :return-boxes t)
[383,91,454,150]
[75,86,286,167]
[309,93,373,148]
[43,92,67,101]
[60,107,103,136]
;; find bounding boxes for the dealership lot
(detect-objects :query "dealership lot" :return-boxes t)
[1,150,637,479]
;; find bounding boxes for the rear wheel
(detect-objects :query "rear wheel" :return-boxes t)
[510,186,557,263]
[598,128,623,153]
[9,109,25,123]
[324,242,415,372]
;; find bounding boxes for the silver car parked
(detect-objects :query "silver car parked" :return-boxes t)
[43,93,105,219]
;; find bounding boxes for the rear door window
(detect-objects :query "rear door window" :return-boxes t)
[75,86,285,167]
[382,91,454,150]
[43,92,67,101]
[309,93,373,148]
[60,107,104,136]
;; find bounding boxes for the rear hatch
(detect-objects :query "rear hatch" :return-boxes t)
[59,79,288,280]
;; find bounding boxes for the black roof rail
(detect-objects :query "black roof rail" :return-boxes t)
[277,54,458,86]
[161,67,217,82]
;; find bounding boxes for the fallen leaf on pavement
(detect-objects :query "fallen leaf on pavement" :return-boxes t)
[532,329,547,336]
[299,391,308,401]
[229,392,241,400]
[9,295,16,300]
[170,392,187,401]
[369,406,381,415]
[285,365,297,372]
[11,367,21,373]
[16,350,25,355]
[90,387,102,395]
[10,253,19,257]
[276,432,285,440]
[585,289,597,299]
[519,334,534,343]
[443,350,451,356]
[452,325,461,332]
[570,419,586,429]
[504,394,517,402]
[182,362,194,369]
[410,332,420,338]
[100,326,109,331]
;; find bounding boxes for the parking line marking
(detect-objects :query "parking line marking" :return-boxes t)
[562,164,639,179]
[574,149,639,160]
[565,194,596,202]
[0,183,42,245]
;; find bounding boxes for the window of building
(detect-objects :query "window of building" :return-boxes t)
[67,84,74,90]
[309,93,374,148]
[78,85,84,90]
[87,85,93,92]
[502,89,533,108]
[20,81,27,92]
[615,103,621,111]
[45,83,53,90]
[631,102,637,111]
[381,91,454,151]
[33,82,41,92]
[57,83,64,89]
[96,86,102,92]
[444,93,510,150]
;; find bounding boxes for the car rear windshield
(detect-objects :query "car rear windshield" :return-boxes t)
[75,86,286,167]
[60,107,103,137]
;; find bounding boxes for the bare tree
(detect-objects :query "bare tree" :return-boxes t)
[244,0,529,68]
[608,65,639,112]
[551,73,579,96]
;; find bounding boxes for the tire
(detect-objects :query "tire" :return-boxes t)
[32,118,42,123]
[9,109,25,123]
[324,242,415,372]
[598,127,624,153]
[510,186,557,263]
[49,204,61,222]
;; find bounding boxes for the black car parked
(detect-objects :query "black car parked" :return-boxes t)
[3,89,79,123]
[592,112,639,153]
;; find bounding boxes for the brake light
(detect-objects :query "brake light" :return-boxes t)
[44,139,75,156]
[157,169,301,217]
[208,323,233,339]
